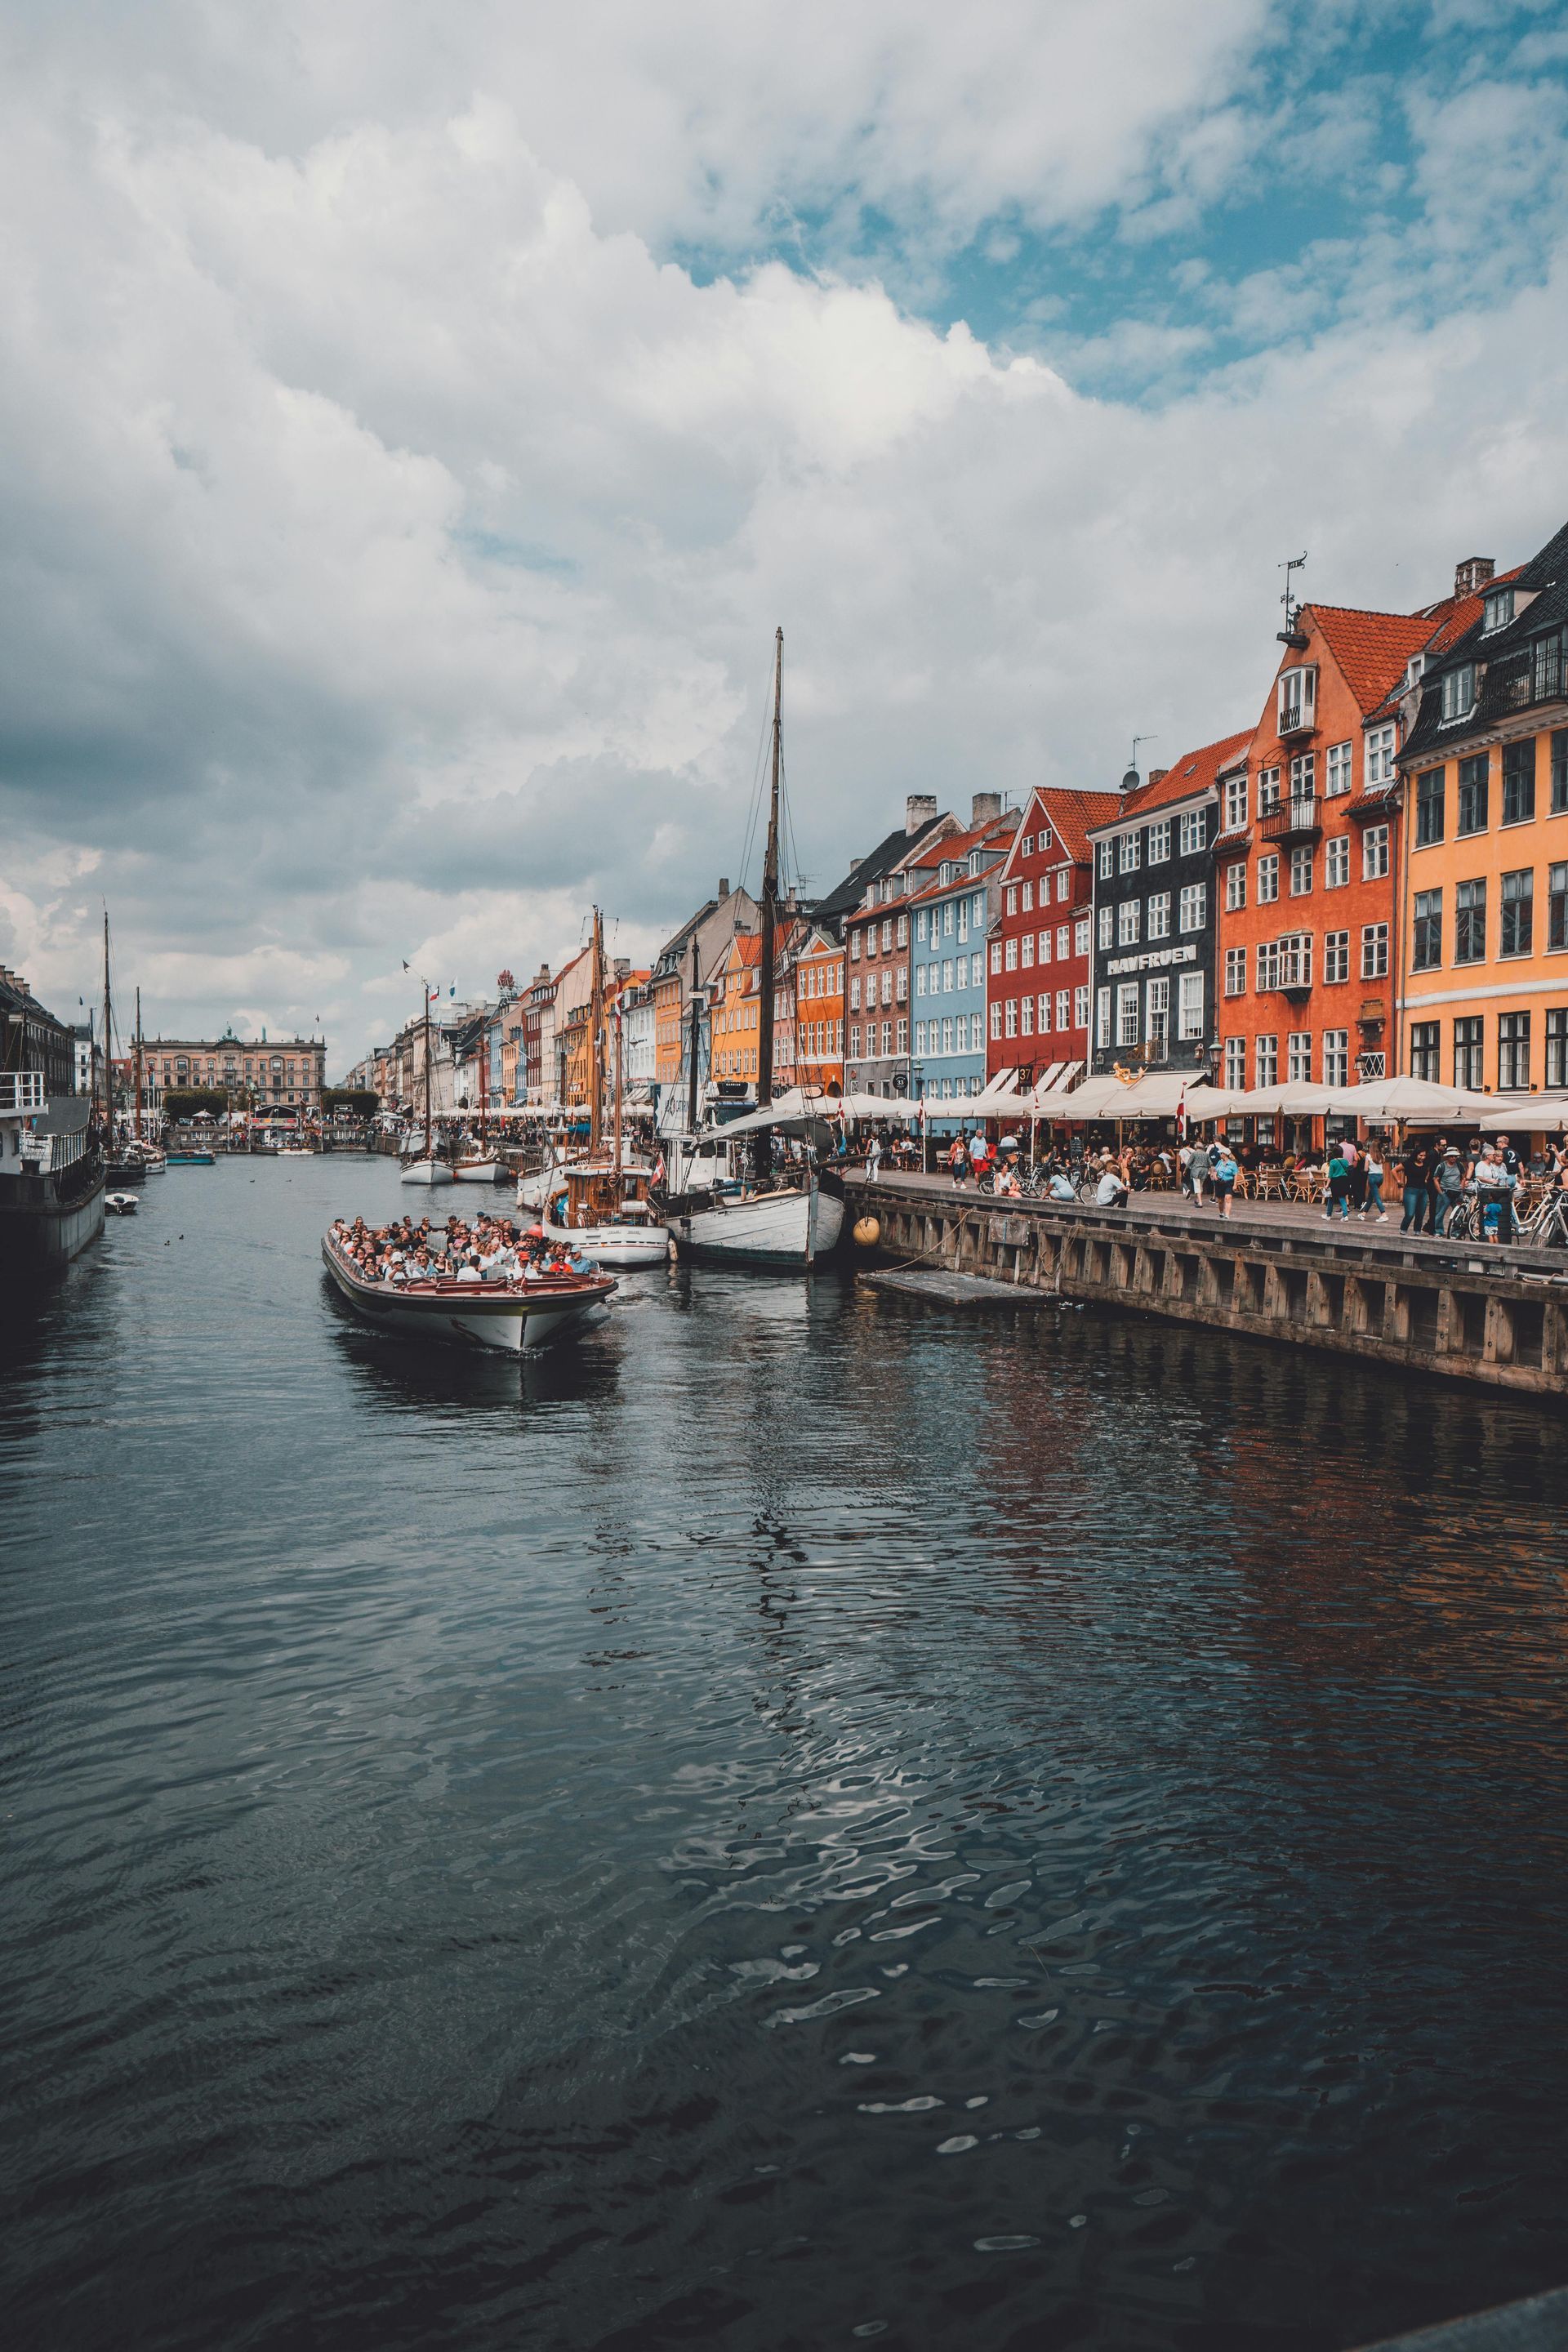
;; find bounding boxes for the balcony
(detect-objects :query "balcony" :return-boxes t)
[0,1070,47,1114]
[1258,794,1321,843]
[1277,703,1316,739]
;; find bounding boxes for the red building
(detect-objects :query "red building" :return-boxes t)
[987,785,1120,1088]
[1214,586,1476,1102]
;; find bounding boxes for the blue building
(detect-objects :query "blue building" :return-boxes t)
[908,806,1018,1131]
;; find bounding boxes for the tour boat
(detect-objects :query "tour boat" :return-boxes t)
[167,1149,216,1165]
[541,1160,669,1270]
[322,1228,615,1352]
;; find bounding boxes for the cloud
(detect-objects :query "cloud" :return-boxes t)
[0,5,1566,1066]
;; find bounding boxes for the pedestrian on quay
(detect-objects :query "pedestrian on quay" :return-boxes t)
[969,1128,991,1185]
[1324,1144,1352,1221]
[1360,1141,1388,1221]
[867,1130,883,1183]
[1343,1136,1367,1214]
[1400,1137,1432,1232]
[1472,1140,1517,1244]
[1209,1137,1239,1219]
[947,1132,970,1186]
[1431,1147,1464,1236]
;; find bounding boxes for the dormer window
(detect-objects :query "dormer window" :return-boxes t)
[967,849,982,875]
[1483,589,1515,634]
[1405,654,1427,689]
[1278,666,1317,734]
[1020,834,1033,858]
[938,862,954,885]
[1441,664,1477,724]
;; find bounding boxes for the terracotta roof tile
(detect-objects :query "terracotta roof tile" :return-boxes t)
[1094,728,1252,828]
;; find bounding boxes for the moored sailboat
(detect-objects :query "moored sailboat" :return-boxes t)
[401,977,453,1187]
[541,926,669,1267]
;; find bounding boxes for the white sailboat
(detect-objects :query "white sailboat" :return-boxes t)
[401,981,453,1187]
[654,629,844,1272]
[541,917,670,1269]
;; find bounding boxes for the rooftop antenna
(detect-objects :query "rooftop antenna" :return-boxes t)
[1123,734,1155,792]
[1278,552,1307,646]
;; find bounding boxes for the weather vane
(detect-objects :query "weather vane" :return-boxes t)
[1279,552,1307,644]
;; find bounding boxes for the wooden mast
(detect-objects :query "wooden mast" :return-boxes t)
[588,906,605,1157]
[134,987,143,1143]
[478,1004,488,1152]
[422,979,433,1163]
[612,995,624,1177]
[757,626,782,1111]
[101,912,112,1145]
[685,931,702,1134]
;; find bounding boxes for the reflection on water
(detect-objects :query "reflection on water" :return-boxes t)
[2,1155,1568,2352]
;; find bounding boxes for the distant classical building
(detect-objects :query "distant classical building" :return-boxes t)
[144,1029,327,1111]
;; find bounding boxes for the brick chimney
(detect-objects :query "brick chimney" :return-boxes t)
[1454,556,1494,599]
[1148,768,1169,786]
[905,793,937,834]
[970,791,1002,826]
[717,876,729,899]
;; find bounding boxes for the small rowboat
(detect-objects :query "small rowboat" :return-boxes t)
[105,1191,140,1215]
[321,1232,615,1352]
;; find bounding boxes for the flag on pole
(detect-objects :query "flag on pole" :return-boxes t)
[1177,1083,1187,1142]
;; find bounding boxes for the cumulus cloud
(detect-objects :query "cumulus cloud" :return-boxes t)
[0,3,1566,1062]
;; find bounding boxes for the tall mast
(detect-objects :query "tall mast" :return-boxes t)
[134,987,143,1141]
[757,626,782,1110]
[101,911,112,1140]
[588,908,605,1157]
[686,932,702,1133]
[422,981,432,1160]
[479,1004,488,1147]
[612,996,624,1177]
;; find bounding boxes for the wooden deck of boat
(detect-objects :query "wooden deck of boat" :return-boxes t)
[860,1268,1049,1309]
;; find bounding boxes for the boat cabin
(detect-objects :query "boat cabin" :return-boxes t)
[557,1163,656,1228]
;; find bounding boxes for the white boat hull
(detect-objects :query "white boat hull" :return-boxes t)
[666,1182,844,1268]
[400,1157,454,1187]
[453,1159,501,1183]
[542,1218,669,1269]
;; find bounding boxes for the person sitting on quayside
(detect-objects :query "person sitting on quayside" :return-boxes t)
[1095,1157,1129,1209]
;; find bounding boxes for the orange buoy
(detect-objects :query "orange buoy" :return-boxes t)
[853,1216,880,1249]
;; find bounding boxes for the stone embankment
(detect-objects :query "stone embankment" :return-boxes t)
[849,1175,1568,1400]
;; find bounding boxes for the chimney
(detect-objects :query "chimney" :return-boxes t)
[1148,768,1169,786]
[970,791,1002,826]
[1454,556,1494,599]
[717,876,729,900]
[905,793,937,835]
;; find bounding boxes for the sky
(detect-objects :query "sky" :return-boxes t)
[2,0,1567,1067]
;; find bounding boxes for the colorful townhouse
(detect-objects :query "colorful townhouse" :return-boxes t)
[987,785,1118,1092]
[1087,737,1247,1076]
[1399,521,1568,1094]
[906,799,1019,1126]
[1212,580,1477,1102]
[842,796,957,1097]
[792,924,847,1096]
[710,931,763,1087]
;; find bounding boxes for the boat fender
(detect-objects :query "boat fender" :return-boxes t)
[853,1215,880,1249]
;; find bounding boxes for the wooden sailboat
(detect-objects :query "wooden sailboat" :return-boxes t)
[656,630,845,1269]
[541,910,667,1267]
[453,1009,501,1183]
[401,978,453,1186]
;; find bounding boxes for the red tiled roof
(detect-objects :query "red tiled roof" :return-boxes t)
[903,815,1018,907]
[1023,785,1123,866]
[1097,728,1252,827]
[1307,606,1451,717]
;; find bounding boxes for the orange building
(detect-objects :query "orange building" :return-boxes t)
[1399,524,1568,1094]
[792,924,846,1095]
[710,932,763,1085]
[1214,585,1473,1102]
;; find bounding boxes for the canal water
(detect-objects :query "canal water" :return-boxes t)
[4,1156,1568,2352]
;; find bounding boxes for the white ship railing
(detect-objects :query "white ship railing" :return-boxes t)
[0,1071,47,1113]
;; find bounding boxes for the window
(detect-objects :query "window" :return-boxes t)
[939,1017,953,1054]
[1004,997,1018,1037]
[1535,633,1566,705]
[1446,1016,1483,1091]
[1098,904,1113,950]
[1361,923,1389,979]
[895,966,907,1003]
[1118,901,1140,946]
[1365,727,1396,788]
[1224,1036,1246,1089]
[1036,929,1051,965]
[1022,880,1033,912]
[942,960,953,993]
[1554,731,1568,816]
[849,976,861,1012]
[1322,1030,1349,1087]
[1004,885,1017,917]
[1147,893,1171,939]
[1178,809,1206,857]
[881,918,893,951]
[1004,937,1018,970]
[1178,883,1205,933]
[1116,983,1139,1047]
[1325,835,1349,889]
[1500,867,1534,957]
[1020,835,1033,858]
[849,1024,861,1058]
[1075,916,1090,958]
[1502,738,1536,825]
[913,910,925,943]
[1483,587,1515,634]
[983,1008,997,1045]
[916,1019,928,1054]
[1258,853,1279,904]
[1118,832,1140,873]
[1254,1034,1278,1088]
[1362,824,1390,880]
[1224,863,1246,912]
[1288,1031,1312,1083]
[1497,1010,1530,1090]
[1325,741,1352,797]
[1324,929,1350,983]
[987,942,1001,976]
[1223,774,1248,831]
[1441,664,1476,724]
[956,899,969,942]
[1057,870,1071,903]
[1279,666,1316,732]
[1147,819,1172,864]
[1019,996,1032,1036]
[896,914,908,947]
[1257,765,1281,813]
[1098,840,1114,879]
[1096,987,1111,1048]
[1178,971,1205,1040]
[1414,767,1445,847]
[881,969,893,1006]
[1224,947,1246,996]
[1058,988,1072,1032]
[942,902,954,936]
[1290,751,1316,797]
[1457,755,1489,835]
[1290,846,1313,896]
[1074,985,1089,1029]
[1146,976,1169,1055]
[1410,1021,1440,1081]
[1548,1008,1568,1089]
[1551,863,1568,952]
[1037,993,1052,1035]
[1057,924,1071,959]
[1412,889,1442,971]
[896,1018,908,1054]
[1020,933,1034,969]
[1454,878,1486,963]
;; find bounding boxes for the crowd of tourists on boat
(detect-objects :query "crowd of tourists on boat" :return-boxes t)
[329,1213,599,1286]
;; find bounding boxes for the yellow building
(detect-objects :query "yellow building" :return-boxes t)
[1398,528,1568,1096]
[710,932,763,1084]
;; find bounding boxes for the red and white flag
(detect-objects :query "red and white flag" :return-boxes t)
[1177,1084,1187,1141]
